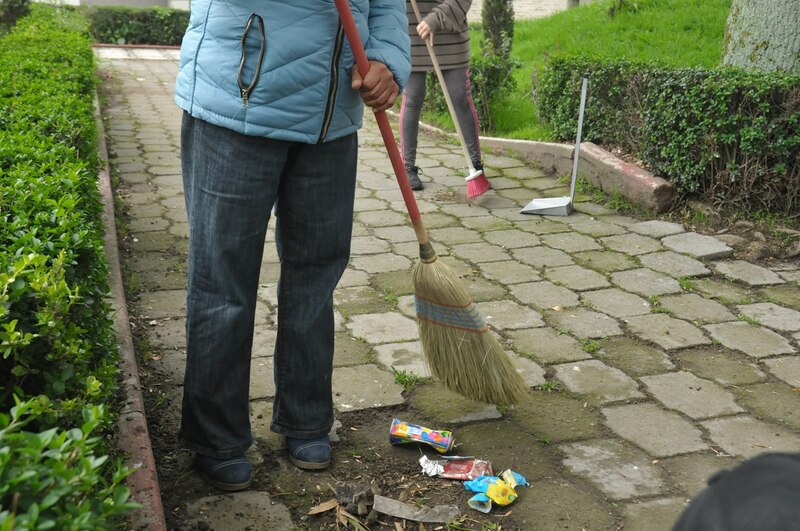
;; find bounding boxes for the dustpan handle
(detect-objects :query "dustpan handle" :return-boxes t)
[333,0,429,247]
[569,74,589,201]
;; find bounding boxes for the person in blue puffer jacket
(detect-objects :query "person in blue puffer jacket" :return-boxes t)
[174,0,410,492]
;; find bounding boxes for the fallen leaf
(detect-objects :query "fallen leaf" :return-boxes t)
[307,498,339,515]
[551,305,564,311]
[338,506,368,530]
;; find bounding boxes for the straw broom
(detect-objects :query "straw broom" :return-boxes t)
[334,0,527,406]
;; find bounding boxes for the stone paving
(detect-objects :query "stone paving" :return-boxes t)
[97,48,800,530]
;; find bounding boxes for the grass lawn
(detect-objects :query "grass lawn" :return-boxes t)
[425,0,732,140]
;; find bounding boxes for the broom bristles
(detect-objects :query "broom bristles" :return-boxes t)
[466,170,491,199]
[413,257,528,406]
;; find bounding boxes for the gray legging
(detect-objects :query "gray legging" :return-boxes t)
[400,67,482,170]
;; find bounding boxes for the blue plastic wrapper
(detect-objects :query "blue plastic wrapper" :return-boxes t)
[464,475,495,493]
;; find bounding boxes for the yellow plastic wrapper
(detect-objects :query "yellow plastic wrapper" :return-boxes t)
[485,479,518,506]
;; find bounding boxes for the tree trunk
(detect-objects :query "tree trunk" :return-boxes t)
[721,0,800,73]
[567,0,580,7]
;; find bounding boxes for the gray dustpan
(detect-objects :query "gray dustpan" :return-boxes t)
[522,75,588,217]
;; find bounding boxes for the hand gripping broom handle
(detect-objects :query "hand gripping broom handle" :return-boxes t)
[333,0,434,259]
[409,0,477,176]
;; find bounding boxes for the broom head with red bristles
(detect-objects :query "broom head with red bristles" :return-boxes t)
[466,168,491,199]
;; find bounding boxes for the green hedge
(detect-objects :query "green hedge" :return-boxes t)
[87,6,188,45]
[0,5,135,527]
[535,56,800,212]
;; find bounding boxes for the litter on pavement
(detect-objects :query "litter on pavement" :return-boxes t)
[389,418,454,453]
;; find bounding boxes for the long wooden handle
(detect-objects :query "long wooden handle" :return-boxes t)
[333,0,429,247]
[409,0,475,173]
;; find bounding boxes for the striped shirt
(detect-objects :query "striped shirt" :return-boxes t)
[406,0,473,72]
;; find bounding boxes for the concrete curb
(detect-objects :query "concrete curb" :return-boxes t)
[95,95,167,531]
[93,43,180,50]
[396,114,675,213]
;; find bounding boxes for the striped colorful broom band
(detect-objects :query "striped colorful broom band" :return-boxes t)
[415,295,489,333]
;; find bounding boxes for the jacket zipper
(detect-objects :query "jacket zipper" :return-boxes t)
[238,13,266,107]
[317,23,345,143]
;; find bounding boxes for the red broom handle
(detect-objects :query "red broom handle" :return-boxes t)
[334,0,429,246]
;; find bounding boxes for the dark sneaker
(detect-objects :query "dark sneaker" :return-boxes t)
[286,435,331,470]
[195,454,252,492]
[406,165,423,190]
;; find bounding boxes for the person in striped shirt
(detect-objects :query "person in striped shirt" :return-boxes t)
[400,0,484,190]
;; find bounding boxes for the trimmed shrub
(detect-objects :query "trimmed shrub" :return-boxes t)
[87,6,188,45]
[473,0,517,130]
[0,4,135,527]
[0,3,115,425]
[469,34,518,130]
[0,401,136,528]
[536,56,800,212]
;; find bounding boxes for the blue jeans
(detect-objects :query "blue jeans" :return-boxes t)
[179,113,357,458]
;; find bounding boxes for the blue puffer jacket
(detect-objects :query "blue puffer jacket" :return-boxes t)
[175,0,411,144]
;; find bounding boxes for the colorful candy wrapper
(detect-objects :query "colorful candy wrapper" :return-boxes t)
[419,455,493,480]
[389,419,454,454]
[464,470,528,513]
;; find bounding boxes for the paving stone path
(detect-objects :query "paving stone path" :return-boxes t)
[97,48,800,530]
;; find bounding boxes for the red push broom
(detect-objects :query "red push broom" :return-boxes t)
[409,0,491,199]
[334,0,526,406]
